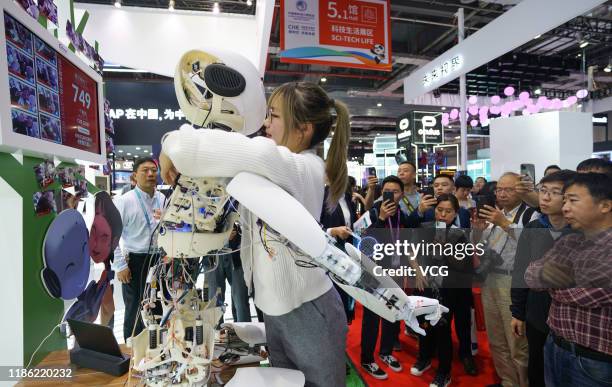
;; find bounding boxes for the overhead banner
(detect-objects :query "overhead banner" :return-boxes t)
[280,0,392,71]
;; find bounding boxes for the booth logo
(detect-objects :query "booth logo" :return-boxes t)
[296,0,307,11]
[418,128,441,136]
[421,115,437,128]
[398,117,410,130]
[398,130,412,140]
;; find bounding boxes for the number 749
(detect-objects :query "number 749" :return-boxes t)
[72,84,91,109]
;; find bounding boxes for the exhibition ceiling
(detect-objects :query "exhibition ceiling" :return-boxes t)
[89,0,612,155]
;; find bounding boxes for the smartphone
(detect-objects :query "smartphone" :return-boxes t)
[382,191,394,203]
[520,163,536,183]
[475,194,496,218]
[420,186,434,197]
[367,167,377,177]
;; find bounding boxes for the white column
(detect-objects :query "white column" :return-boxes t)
[458,8,468,170]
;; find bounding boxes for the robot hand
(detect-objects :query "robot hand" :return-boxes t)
[401,296,449,336]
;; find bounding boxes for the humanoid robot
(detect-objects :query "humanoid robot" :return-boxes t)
[129,48,448,386]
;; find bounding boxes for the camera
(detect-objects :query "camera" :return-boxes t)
[474,245,505,281]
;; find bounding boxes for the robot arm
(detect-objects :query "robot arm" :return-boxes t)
[227,172,448,335]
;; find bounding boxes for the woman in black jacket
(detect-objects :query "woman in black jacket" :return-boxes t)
[411,194,475,387]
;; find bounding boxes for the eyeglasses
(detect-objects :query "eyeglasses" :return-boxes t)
[537,188,563,198]
[139,167,158,174]
[495,188,515,194]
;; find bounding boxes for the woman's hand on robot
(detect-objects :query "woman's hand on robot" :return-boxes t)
[159,152,179,185]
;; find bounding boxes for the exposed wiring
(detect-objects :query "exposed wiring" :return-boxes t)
[25,322,62,369]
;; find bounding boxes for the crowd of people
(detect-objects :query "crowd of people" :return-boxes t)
[324,157,611,387]
[107,80,611,387]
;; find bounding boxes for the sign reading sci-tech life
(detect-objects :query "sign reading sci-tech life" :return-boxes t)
[279,0,392,71]
[396,111,444,146]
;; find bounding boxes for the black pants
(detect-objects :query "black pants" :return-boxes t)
[360,307,400,364]
[449,288,473,359]
[416,288,471,374]
[527,322,548,387]
[122,253,157,341]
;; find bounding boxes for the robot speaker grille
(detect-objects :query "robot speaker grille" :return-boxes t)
[203,64,246,98]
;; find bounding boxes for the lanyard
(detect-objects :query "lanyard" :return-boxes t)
[387,209,400,242]
[134,188,159,231]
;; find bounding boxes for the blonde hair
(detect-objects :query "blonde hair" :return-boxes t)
[268,82,350,210]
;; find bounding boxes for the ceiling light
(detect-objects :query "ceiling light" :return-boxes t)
[168,0,174,10]
[118,149,124,153]
[533,34,541,39]
[114,0,121,7]
[320,77,327,83]
[604,64,612,73]
[246,0,252,5]
[534,88,542,95]
[577,53,582,57]
[376,103,382,107]
[454,136,461,139]
[135,147,141,150]
[579,41,589,48]
[213,2,220,14]
[448,125,453,128]
[577,104,582,108]
[134,155,139,158]
[376,132,381,136]
[441,107,446,111]
[143,149,149,153]
[127,152,132,156]
[359,140,363,143]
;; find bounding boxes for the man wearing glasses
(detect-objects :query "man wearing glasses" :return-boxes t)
[112,157,165,342]
[510,170,576,387]
[473,172,539,387]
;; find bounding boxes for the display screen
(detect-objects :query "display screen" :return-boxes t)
[4,11,100,154]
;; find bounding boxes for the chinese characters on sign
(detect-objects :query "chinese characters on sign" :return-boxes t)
[422,55,463,87]
[280,0,391,71]
[109,108,185,121]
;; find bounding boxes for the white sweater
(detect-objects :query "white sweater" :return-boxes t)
[162,124,332,315]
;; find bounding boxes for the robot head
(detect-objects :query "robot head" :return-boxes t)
[41,209,90,300]
[174,49,266,135]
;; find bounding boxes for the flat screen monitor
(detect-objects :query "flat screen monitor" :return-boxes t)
[0,2,105,164]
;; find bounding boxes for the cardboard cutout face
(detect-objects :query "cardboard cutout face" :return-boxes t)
[41,209,89,299]
[89,191,122,263]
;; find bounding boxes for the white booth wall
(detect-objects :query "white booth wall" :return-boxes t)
[490,111,593,181]
[71,1,275,77]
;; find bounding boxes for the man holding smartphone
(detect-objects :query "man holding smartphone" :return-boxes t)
[409,174,471,229]
[360,175,421,380]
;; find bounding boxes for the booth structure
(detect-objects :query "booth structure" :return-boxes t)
[0,0,274,378]
[490,111,593,181]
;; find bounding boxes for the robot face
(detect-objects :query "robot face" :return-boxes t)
[174,49,266,135]
[42,209,90,299]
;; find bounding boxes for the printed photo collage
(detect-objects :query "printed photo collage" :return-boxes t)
[33,160,89,216]
[15,0,58,25]
[5,12,62,145]
[104,99,115,155]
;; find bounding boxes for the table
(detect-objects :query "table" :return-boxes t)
[16,345,250,386]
